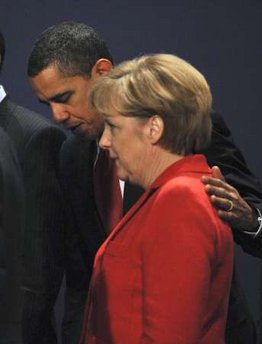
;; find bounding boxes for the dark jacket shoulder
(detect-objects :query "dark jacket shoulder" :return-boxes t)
[0,96,66,161]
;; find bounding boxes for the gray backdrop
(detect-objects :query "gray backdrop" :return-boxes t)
[0,0,261,341]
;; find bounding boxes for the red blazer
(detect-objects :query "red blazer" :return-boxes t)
[81,155,233,344]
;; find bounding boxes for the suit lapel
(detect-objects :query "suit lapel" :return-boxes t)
[0,97,25,160]
[0,96,14,129]
[104,186,156,244]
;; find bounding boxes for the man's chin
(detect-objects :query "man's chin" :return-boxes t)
[71,126,102,141]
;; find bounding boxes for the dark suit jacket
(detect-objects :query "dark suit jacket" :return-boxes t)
[60,111,262,344]
[0,127,25,344]
[0,96,67,344]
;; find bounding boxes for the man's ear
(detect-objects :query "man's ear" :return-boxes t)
[145,115,164,144]
[91,58,113,79]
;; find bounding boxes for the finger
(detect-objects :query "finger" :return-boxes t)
[217,209,236,222]
[202,177,237,198]
[205,184,234,200]
[202,175,225,187]
[211,166,225,182]
[210,195,235,212]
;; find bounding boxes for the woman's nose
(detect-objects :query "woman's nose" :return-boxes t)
[99,126,111,150]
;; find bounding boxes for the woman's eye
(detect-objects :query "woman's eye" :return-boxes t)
[105,120,117,132]
[108,123,116,130]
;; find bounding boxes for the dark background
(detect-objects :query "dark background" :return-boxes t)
[0,0,261,341]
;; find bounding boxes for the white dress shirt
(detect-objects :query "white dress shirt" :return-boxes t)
[0,84,6,103]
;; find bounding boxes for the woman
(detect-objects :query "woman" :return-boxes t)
[81,54,233,343]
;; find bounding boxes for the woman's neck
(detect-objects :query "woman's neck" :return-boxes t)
[140,147,184,190]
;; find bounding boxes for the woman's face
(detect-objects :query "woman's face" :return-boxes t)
[99,111,149,187]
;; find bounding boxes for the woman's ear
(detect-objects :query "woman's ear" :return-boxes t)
[91,58,113,79]
[145,115,164,144]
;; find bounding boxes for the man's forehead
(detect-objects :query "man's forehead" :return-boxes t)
[30,68,77,99]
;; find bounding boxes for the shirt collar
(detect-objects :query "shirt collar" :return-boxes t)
[0,85,7,103]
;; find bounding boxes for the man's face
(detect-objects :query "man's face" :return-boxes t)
[29,65,104,139]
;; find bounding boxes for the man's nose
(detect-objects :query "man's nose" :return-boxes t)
[50,103,69,123]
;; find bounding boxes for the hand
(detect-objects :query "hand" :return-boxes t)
[202,166,258,231]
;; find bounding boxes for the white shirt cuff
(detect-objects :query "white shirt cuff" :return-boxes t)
[243,208,262,238]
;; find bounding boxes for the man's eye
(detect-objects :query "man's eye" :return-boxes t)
[58,94,70,103]
[53,92,72,104]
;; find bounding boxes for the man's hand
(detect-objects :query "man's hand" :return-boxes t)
[202,166,258,232]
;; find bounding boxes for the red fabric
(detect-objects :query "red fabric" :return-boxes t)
[82,155,233,344]
[93,149,123,234]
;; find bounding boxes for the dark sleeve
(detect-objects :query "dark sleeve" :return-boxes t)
[0,129,25,343]
[202,111,262,257]
[21,126,67,344]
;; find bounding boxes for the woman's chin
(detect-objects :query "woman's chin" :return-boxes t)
[117,172,128,182]
[116,167,129,183]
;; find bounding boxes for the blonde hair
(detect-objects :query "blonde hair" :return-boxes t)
[90,53,212,154]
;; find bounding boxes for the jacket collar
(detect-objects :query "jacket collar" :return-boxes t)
[0,94,15,129]
[101,154,209,246]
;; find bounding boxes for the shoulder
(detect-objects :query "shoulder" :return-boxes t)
[4,99,65,139]
[60,134,96,166]
[210,110,231,136]
[13,104,63,134]
[152,173,219,229]
[7,106,66,157]
[150,157,211,210]
[158,173,207,204]
[148,173,231,250]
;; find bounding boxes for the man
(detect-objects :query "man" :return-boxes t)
[28,21,262,343]
[0,127,24,344]
[0,30,67,343]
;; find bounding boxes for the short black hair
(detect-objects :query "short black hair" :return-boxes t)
[0,30,5,73]
[27,21,113,78]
